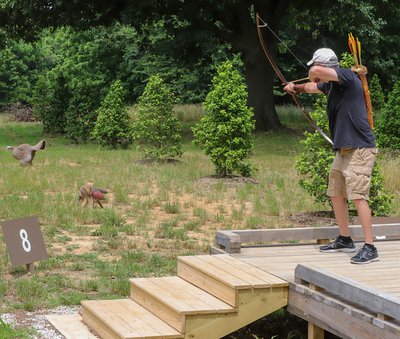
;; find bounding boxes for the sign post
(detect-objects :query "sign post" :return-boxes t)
[1,216,48,274]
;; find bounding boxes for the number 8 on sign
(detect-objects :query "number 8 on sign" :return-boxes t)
[1,216,48,268]
[19,229,32,252]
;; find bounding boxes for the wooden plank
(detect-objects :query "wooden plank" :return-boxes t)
[352,216,400,225]
[295,264,400,321]
[82,307,121,339]
[82,300,140,338]
[308,322,324,339]
[215,224,400,253]
[179,255,286,288]
[152,276,235,314]
[185,287,288,339]
[177,260,238,307]
[211,254,288,287]
[131,277,233,315]
[130,281,185,333]
[178,256,253,289]
[222,224,400,242]
[235,241,400,257]
[117,299,184,337]
[215,231,241,253]
[184,255,263,288]
[46,314,98,339]
[288,284,400,339]
[82,299,185,339]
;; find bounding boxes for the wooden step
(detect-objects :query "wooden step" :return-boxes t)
[177,254,288,306]
[129,276,235,333]
[82,299,184,339]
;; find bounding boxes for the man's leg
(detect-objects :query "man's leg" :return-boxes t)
[352,198,373,244]
[319,195,355,252]
[331,195,350,236]
[350,198,378,263]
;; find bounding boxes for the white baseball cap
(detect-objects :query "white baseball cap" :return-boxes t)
[307,48,339,67]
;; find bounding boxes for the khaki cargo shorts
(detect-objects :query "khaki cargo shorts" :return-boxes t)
[327,147,378,201]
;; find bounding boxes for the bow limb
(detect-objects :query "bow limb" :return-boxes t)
[256,14,288,85]
[255,13,333,146]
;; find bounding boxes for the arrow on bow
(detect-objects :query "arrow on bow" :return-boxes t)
[256,13,333,146]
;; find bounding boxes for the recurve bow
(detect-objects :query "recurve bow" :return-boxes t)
[256,13,333,146]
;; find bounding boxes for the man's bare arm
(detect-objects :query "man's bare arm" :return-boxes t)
[309,65,339,83]
[284,81,322,94]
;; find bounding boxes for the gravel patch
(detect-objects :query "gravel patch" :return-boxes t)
[1,306,81,339]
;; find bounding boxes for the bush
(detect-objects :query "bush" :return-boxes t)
[91,80,132,149]
[132,74,182,159]
[33,68,68,133]
[369,74,385,118]
[192,60,255,177]
[296,96,334,206]
[0,40,39,108]
[375,80,400,150]
[64,73,107,143]
[369,161,394,216]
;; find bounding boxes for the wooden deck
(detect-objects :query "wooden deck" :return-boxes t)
[230,240,400,286]
[213,221,400,338]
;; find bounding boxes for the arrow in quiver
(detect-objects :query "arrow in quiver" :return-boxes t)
[348,33,374,129]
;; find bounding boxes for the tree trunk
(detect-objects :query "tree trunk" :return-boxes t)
[243,46,282,131]
[225,0,292,131]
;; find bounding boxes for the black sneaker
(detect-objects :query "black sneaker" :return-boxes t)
[350,245,379,264]
[319,236,356,253]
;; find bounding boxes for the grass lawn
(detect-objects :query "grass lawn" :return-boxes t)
[0,105,399,337]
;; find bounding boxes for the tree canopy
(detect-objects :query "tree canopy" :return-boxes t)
[1,0,399,131]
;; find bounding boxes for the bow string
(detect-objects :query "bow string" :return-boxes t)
[256,13,333,146]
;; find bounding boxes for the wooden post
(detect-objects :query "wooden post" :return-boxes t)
[308,322,325,339]
[26,263,35,274]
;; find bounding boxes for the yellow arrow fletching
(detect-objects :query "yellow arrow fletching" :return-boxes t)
[348,32,359,66]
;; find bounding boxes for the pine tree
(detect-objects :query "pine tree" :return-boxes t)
[192,60,255,177]
[132,75,182,160]
[91,80,132,149]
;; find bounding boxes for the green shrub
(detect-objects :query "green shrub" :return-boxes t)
[0,40,39,108]
[369,161,394,216]
[91,80,132,149]
[132,74,183,159]
[64,75,106,143]
[375,81,400,150]
[33,68,68,134]
[369,74,385,118]
[192,60,255,177]
[296,96,334,206]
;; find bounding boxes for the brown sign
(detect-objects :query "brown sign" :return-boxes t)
[1,216,48,266]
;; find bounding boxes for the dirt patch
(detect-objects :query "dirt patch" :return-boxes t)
[288,211,336,226]
[196,175,259,187]
[134,158,181,165]
[2,102,37,122]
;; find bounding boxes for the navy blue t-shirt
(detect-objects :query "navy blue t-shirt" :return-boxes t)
[317,67,375,150]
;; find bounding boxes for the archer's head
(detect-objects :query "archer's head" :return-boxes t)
[307,48,339,68]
